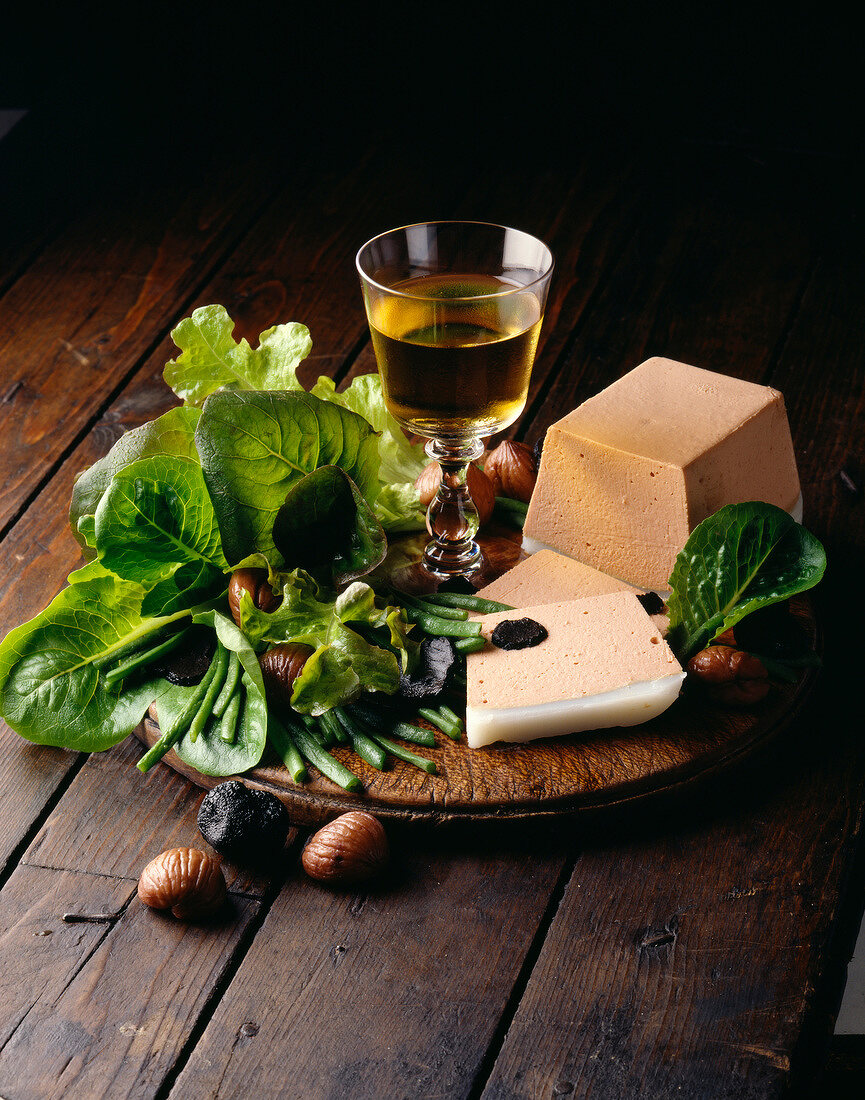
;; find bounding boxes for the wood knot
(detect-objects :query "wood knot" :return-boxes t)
[638,915,679,952]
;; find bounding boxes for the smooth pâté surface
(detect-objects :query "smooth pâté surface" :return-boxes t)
[0,106,862,1100]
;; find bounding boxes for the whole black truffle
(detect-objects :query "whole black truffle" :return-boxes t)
[197,781,290,859]
[491,617,548,650]
[398,636,457,700]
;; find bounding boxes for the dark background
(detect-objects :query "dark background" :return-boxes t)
[0,3,861,171]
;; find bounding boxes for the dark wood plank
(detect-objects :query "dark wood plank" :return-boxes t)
[24,738,274,898]
[0,148,276,536]
[167,833,568,1100]
[0,863,261,1100]
[520,146,820,445]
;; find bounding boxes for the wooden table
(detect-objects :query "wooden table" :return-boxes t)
[1,102,863,1099]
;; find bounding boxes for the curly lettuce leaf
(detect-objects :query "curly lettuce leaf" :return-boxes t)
[666,501,826,661]
[238,571,413,715]
[163,304,312,405]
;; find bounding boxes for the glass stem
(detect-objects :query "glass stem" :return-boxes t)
[422,437,485,578]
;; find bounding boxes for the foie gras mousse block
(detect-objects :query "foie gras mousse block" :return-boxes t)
[523,357,802,591]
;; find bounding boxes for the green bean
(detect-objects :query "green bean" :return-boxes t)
[454,636,487,654]
[334,709,388,770]
[370,733,437,775]
[102,627,192,687]
[346,705,437,748]
[136,650,219,773]
[268,715,308,783]
[319,710,349,745]
[213,651,241,717]
[218,687,242,744]
[187,643,230,743]
[418,706,461,739]
[93,621,181,670]
[300,715,328,746]
[388,720,437,747]
[404,609,483,638]
[291,724,362,792]
[438,703,463,728]
[393,590,469,620]
[423,592,515,613]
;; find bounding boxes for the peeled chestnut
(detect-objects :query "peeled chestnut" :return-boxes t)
[259,642,315,708]
[137,847,226,919]
[228,568,281,628]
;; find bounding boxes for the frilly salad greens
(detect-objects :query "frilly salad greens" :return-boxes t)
[0,304,438,780]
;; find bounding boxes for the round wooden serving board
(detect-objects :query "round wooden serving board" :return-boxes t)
[134,597,819,828]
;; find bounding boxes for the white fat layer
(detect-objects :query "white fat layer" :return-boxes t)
[465,672,687,749]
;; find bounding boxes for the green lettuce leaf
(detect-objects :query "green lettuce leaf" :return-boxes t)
[273,465,386,587]
[194,390,381,566]
[311,373,427,531]
[0,563,183,752]
[163,304,312,405]
[238,571,412,715]
[93,455,229,596]
[70,405,202,555]
[666,502,826,661]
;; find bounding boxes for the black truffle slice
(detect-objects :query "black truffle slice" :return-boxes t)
[198,780,291,858]
[398,636,457,700]
[491,617,548,650]
[636,591,665,616]
[152,625,216,686]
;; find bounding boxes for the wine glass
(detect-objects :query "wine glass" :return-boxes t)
[356,221,554,587]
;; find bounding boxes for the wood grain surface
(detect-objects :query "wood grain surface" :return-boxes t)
[0,97,863,1100]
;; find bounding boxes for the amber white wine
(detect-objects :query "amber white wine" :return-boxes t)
[368,273,543,437]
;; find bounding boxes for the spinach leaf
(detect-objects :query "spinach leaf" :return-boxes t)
[70,406,202,554]
[164,610,268,776]
[0,563,183,752]
[163,304,312,405]
[93,454,229,612]
[666,502,826,661]
[195,390,381,566]
[273,465,386,587]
